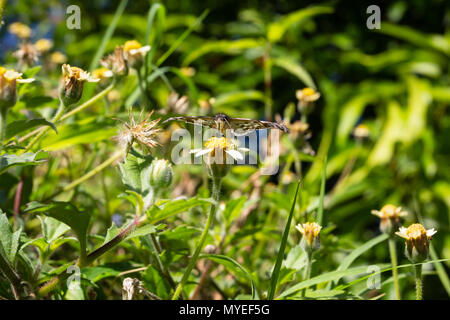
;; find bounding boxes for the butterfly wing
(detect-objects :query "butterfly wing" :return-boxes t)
[163,116,217,129]
[229,117,289,135]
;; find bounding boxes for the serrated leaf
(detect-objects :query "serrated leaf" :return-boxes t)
[25,201,90,257]
[0,211,22,264]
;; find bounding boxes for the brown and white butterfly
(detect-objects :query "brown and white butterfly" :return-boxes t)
[163,113,289,136]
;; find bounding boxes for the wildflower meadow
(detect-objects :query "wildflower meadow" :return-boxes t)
[0,0,449,302]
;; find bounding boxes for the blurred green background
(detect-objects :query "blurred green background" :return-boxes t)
[0,0,449,299]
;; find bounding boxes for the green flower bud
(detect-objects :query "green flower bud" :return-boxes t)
[149,159,173,189]
[60,64,99,106]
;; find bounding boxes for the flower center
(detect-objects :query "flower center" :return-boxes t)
[204,137,230,150]
[405,224,426,239]
[124,40,142,52]
[301,87,316,96]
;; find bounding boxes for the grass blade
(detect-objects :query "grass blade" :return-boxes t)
[267,180,301,300]
[88,0,128,71]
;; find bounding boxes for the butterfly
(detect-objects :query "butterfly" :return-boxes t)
[163,113,289,136]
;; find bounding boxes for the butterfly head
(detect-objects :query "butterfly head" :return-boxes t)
[214,113,231,134]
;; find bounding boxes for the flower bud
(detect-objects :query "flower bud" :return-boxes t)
[59,64,99,106]
[396,224,437,263]
[0,67,34,110]
[296,222,322,253]
[123,40,151,69]
[149,159,173,189]
[296,87,320,116]
[371,204,407,236]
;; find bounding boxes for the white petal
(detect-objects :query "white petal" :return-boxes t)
[16,78,34,83]
[225,149,243,160]
[194,148,213,157]
[426,229,437,237]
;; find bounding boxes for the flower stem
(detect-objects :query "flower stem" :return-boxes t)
[301,251,312,298]
[171,177,221,300]
[389,238,401,300]
[0,107,7,145]
[414,264,423,300]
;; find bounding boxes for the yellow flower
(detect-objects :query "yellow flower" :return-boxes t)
[296,87,321,103]
[50,51,67,65]
[35,39,53,53]
[8,22,32,39]
[123,40,151,68]
[192,137,247,161]
[191,136,249,178]
[371,204,407,235]
[296,87,320,116]
[353,124,370,139]
[60,64,99,105]
[296,222,322,251]
[116,108,161,155]
[396,223,436,263]
[92,67,114,80]
[0,67,34,109]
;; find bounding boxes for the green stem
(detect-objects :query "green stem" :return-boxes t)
[301,251,312,298]
[389,238,401,300]
[0,107,7,145]
[414,264,423,300]
[171,177,221,300]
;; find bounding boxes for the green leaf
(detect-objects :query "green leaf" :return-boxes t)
[183,38,265,66]
[213,90,265,108]
[146,197,214,224]
[125,224,156,241]
[272,57,316,89]
[316,155,327,226]
[267,180,301,300]
[284,245,307,271]
[142,265,172,299]
[118,151,153,208]
[267,6,333,43]
[279,263,389,299]
[201,253,256,299]
[223,196,246,224]
[0,151,48,175]
[81,266,121,283]
[38,216,71,244]
[6,119,57,140]
[25,201,90,258]
[0,211,22,264]
[329,233,389,287]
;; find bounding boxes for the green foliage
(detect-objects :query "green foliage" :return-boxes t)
[0,0,448,300]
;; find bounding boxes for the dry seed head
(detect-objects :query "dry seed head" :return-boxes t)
[116,109,161,154]
[371,204,407,235]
